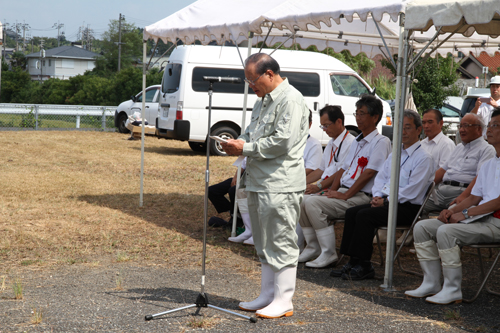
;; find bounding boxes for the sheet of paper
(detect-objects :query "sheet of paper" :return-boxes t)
[209,135,228,143]
[459,211,493,224]
[232,155,246,167]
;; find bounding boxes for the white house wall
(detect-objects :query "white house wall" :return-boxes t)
[28,58,96,80]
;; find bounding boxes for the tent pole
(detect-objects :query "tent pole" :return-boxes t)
[140,40,147,207]
[381,14,408,291]
[230,32,253,238]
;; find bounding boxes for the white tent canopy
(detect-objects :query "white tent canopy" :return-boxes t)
[141,0,500,289]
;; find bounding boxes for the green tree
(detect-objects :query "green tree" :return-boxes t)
[0,68,32,102]
[10,52,28,70]
[98,19,142,73]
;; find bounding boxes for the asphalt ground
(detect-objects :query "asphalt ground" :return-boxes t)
[1,259,499,333]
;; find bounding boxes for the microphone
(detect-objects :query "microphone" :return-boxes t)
[203,76,241,84]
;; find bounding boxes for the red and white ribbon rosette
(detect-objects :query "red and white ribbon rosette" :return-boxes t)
[351,157,368,180]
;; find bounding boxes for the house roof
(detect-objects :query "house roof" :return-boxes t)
[475,51,500,75]
[25,45,99,60]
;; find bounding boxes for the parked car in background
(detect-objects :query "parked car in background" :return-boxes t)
[460,87,490,117]
[114,85,161,133]
[438,98,462,142]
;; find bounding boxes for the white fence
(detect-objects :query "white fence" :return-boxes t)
[0,103,118,130]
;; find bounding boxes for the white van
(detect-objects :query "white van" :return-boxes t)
[157,45,391,155]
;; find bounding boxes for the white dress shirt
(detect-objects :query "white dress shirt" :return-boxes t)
[472,155,500,205]
[319,129,355,180]
[478,101,499,138]
[372,141,435,205]
[442,136,496,184]
[421,131,456,170]
[340,129,392,193]
[303,135,323,171]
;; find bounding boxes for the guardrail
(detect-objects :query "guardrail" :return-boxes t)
[0,103,118,130]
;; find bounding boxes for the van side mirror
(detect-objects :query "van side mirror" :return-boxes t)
[370,87,377,96]
[131,95,136,102]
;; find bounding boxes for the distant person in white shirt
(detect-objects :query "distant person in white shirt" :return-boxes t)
[471,75,500,138]
[420,108,456,173]
[406,107,500,305]
[303,110,323,175]
[423,113,495,215]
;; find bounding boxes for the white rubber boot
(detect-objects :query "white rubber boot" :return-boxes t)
[239,263,274,311]
[228,212,252,243]
[243,237,254,245]
[397,230,413,246]
[373,229,387,244]
[426,246,462,304]
[405,240,442,298]
[256,266,296,318]
[305,226,338,268]
[298,227,320,263]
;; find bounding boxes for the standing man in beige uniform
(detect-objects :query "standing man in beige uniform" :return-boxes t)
[222,53,309,319]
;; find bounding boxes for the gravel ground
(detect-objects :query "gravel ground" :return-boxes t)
[1,261,499,333]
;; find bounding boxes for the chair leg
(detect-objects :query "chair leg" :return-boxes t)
[463,248,500,303]
[372,229,384,267]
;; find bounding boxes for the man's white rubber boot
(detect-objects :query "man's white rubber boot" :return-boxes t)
[243,237,254,245]
[239,263,274,311]
[405,240,442,298]
[426,246,462,304]
[298,227,320,262]
[256,266,296,318]
[405,260,442,298]
[228,213,252,243]
[305,226,338,268]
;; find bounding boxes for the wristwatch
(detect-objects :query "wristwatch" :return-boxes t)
[462,208,470,219]
[317,180,323,190]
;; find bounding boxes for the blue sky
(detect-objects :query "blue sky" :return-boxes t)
[2,0,197,41]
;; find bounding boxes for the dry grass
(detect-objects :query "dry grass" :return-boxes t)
[0,131,258,274]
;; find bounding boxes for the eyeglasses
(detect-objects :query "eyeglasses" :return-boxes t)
[244,72,265,85]
[353,112,369,117]
[487,123,500,129]
[402,126,416,131]
[457,123,481,129]
[319,123,333,130]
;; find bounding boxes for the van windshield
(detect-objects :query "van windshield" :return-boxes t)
[330,74,370,97]
[162,63,182,94]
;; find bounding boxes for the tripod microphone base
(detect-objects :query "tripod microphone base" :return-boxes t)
[144,293,257,323]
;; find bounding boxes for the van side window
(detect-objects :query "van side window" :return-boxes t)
[330,74,370,97]
[137,89,158,103]
[282,72,320,97]
[192,68,248,94]
[162,63,182,94]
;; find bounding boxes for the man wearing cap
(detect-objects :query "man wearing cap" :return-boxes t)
[423,113,495,215]
[471,75,500,138]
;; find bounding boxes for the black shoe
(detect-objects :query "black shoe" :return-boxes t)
[330,261,354,277]
[341,264,375,280]
[208,216,229,228]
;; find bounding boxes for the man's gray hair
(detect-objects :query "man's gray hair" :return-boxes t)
[403,109,422,128]
[467,112,486,130]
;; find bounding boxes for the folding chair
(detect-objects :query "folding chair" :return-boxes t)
[374,182,435,275]
[463,243,500,303]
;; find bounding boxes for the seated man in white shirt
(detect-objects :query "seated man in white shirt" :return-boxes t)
[331,110,435,280]
[406,108,500,304]
[298,95,391,268]
[421,108,456,172]
[423,113,495,215]
[305,105,355,195]
[471,75,500,138]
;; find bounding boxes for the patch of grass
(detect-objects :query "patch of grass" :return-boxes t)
[444,309,461,321]
[186,315,218,329]
[12,278,23,300]
[0,276,6,292]
[115,270,125,290]
[31,307,43,324]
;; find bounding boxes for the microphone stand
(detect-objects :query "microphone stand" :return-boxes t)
[145,79,256,323]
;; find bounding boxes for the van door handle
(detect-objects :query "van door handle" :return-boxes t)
[161,103,170,108]
[314,102,319,111]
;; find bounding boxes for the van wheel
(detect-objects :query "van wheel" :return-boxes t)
[117,113,130,133]
[188,141,206,152]
[210,126,238,156]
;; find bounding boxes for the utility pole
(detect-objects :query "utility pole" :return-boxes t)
[117,13,124,72]
[39,39,45,83]
[53,22,64,47]
[21,22,30,53]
